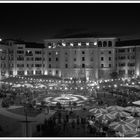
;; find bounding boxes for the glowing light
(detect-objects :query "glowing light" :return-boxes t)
[94,42,97,45]
[86,42,89,46]
[70,43,73,46]
[48,46,51,49]
[0,38,2,42]
[62,42,66,47]
[70,77,72,80]
[132,82,135,85]
[78,42,81,46]
[97,86,100,89]
[114,84,117,88]
[56,52,58,55]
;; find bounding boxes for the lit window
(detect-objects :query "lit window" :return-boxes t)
[48,46,51,49]
[70,43,73,46]
[86,42,89,46]
[56,52,58,55]
[94,42,97,45]
[62,42,66,47]
[78,42,81,46]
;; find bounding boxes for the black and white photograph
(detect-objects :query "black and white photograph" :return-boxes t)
[0,1,140,138]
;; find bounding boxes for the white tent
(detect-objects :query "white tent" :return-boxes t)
[133,100,140,106]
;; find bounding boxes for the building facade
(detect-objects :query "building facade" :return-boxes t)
[0,37,140,81]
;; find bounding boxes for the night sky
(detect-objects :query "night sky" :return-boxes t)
[0,3,140,43]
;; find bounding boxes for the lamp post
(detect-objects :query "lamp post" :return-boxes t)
[24,104,29,137]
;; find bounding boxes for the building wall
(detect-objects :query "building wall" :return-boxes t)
[2,38,140,81]
[44,37,116,80]
[115,46,136,77]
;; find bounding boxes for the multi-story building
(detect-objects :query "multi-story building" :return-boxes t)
[0,39,45,79]
[44,37,117,80]
[1,37,140,81]
[115,39,140,78]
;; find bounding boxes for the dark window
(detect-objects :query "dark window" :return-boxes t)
[9,71,13,75]
[127,63,135,67]
[17,71,24,75]
[128,70,134,75]
[82,64,85,68]
[35,64,42,67]
[17,56,24,61]
[65,64,68,68]
[1,56,6,60]
[109,51,111,54]
[98,41,102,47]
[101,57,104,61]
[56,58,58,61]
[35,51,42,54]
[118,49,125,53]
[49,52,51,55]
[56,70,59,75]
[1,71,6,76]
[17,50,24,54]
[109,64,111,67]
[82,51,85,54]
[103,41,107,47]
[119,63,125,67]
[49,64,51,68]
[17,64,24,67]
[109,57,111,61]
[108,41,112,47]
[27,71,33,75]
[35,57,42,61]
[74,58,76,61]
[36,71,42,75]
[82,57,85,61]
[118,56,125,60]
[49,58,51,61]
[101,64,104,68]
[119,70,125,75]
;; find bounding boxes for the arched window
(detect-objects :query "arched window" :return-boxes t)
[48,42,52,46]
[98,41,102,47]
[103,41,107,47]
[108,41,112,47]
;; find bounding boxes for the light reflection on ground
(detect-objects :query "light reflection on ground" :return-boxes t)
[43,94,88,106]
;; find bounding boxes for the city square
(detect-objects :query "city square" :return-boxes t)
[0,75,140,137]
[0,2,140,138]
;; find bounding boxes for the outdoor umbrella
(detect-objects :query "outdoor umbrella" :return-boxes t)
[95,112,115,122]
[107,105,124,112]
[89,107,107,114]
[110,110,131,118]
[126,117,140,127]
[125,106,140,113]
[109,120,137,134]
[124,131,138,137]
